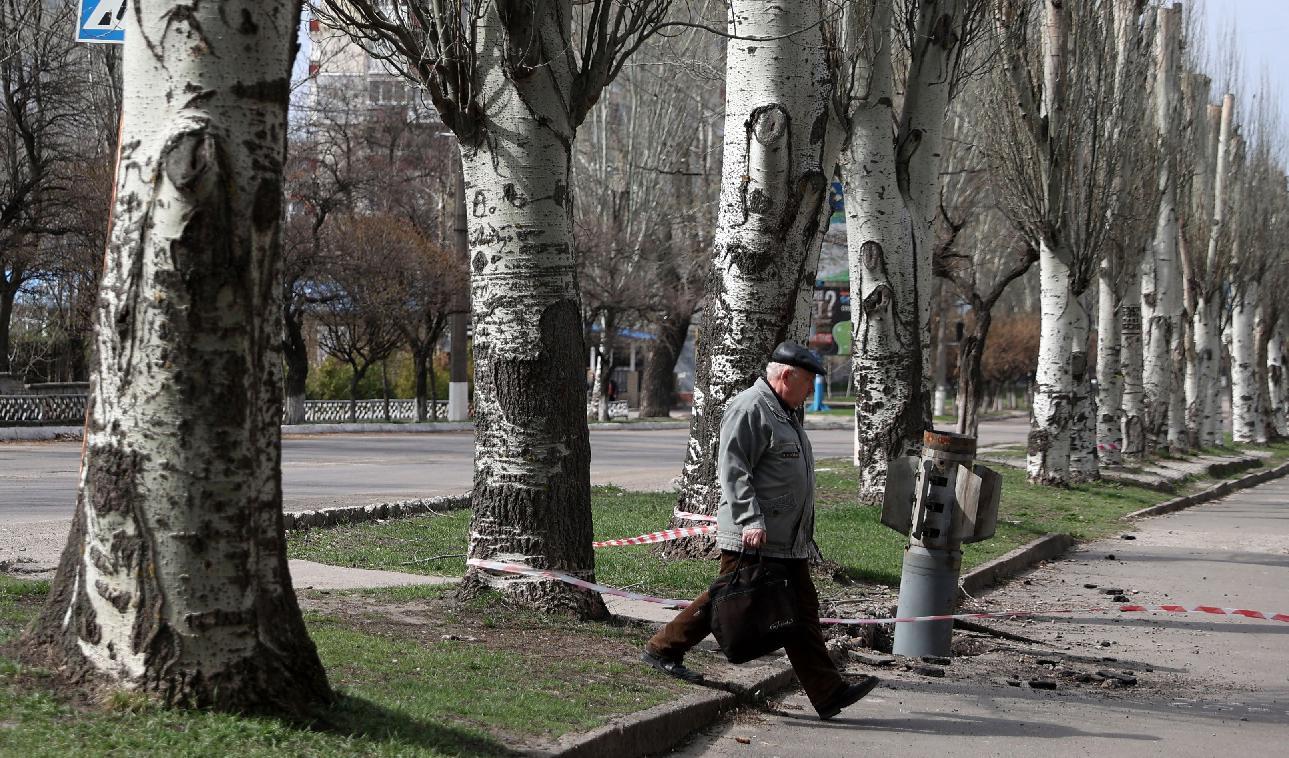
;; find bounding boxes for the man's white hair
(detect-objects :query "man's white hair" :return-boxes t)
[766,362,796,382]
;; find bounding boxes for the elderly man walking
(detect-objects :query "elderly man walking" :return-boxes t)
[641,341,879,720]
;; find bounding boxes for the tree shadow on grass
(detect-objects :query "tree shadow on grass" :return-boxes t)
[309,692,516,757]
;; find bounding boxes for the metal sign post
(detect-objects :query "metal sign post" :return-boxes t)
[77,0,127,44]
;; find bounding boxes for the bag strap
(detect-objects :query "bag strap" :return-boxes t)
[728,548,765,589]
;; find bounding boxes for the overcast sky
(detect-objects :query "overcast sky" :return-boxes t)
[1200,0,1289,125]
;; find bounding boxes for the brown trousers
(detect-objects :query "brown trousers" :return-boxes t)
[646,551,845,708]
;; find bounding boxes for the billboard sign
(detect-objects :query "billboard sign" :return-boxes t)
[810,281,851,355]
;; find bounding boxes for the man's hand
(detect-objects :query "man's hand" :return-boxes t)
[742,527,767,549]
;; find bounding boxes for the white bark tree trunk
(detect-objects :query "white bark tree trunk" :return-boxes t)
[1096,265,1124,465]
[1253,304,1273,444]
[1025,0,1076,484]
[1069,291,1097,480]
[1027,240,1075,483]
[933,308,949,419]
[1192,299,1222,446]
[672,0,837,537]
[1231,282,1261,443]
[846,0,966,501]
[458,5,605,617]
[1142,4,1183,453]
[900,0,963,401]
[845,1,920,500]
[1168,341,1188,450]
[1192,95,1232,448]
[588,311,613,423]
[1269,318,1288,437]
[25,0,331,712]
[1120,292,1145,459]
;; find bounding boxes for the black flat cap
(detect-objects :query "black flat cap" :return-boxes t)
[771,341,826,376]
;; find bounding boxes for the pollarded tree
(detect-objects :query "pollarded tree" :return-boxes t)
[1229,86,1285,444]
[1178,82,1232,450]
[316,0,670,616]
[1140,3,1184,454]
[1094,0,1156,467]
[992,0,1139,484]
[24,0,331,713]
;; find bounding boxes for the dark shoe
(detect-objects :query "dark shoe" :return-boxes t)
[816,675,880,720]
[641,649,704,684]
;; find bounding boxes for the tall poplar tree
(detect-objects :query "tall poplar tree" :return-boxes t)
[319,0,669,615]
[24,0,331,713]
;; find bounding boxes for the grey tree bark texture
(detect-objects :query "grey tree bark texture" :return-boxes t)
[665,0,837,555]
[23,0,331,713]
[844,0,972,502]
[453,3,604,616]
[317,0,669,615]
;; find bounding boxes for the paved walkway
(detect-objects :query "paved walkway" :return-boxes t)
[671,476,1289,757]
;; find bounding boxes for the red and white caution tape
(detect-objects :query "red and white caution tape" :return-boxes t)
[589,510,718,548]
[593,524,716,548]
[673,510,718,523]
[468,558,1289,626]
[467,558,692,609]
[1115,603,1289,623]
[826,603,1289,626]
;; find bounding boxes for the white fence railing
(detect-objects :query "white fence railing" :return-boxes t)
[301,399,448,422]
[586,400,630,419]
[0,395,450,425]
[0,394,88,425]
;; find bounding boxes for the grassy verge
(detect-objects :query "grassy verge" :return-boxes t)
[292,448,1272,596]
[0,577,683,757]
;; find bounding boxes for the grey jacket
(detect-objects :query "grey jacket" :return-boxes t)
[715,378,816,559]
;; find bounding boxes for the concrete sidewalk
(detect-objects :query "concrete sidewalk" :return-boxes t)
[672,476,1289,758]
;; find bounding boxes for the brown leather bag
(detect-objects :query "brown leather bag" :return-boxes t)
[708,552,801,664]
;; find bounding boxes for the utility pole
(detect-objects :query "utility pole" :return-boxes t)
[448,152,470,421]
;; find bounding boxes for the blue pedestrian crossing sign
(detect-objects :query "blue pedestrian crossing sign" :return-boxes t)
[77,0,127,44]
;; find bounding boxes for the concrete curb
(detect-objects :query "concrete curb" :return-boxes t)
[543,665,795,758]
[591,421,689,431]
[959,533,1076,598]
[282,493,470,531]
[1,420,692,442]
[802,417,851,430]
[541,690,737,758]
[1123,459,1289,520]
[1100,454,1262,493]
[283,422,473,435]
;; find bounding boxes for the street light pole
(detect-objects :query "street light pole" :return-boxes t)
[448,151,470,422]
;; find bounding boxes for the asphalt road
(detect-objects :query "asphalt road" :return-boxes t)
[0,417,1029,524]
[672,475,1289,757]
